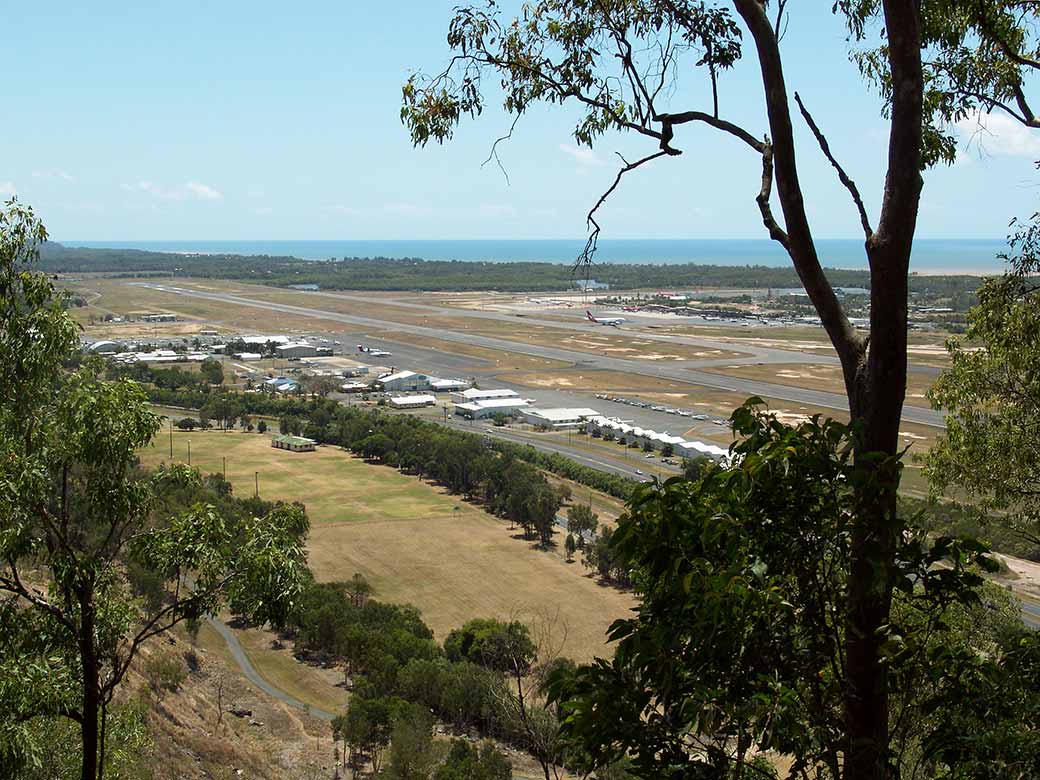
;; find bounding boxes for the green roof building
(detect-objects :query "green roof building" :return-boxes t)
[271,434,316,452]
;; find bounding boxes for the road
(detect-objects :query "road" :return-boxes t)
[1022,600,1040,630]
[433,414,676,480]
[138,283,945,428]
[206,616,337,721]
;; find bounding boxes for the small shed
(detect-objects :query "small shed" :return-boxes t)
[271,434,316,452]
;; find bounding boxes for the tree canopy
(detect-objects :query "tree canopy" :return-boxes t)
[0,201,307,780]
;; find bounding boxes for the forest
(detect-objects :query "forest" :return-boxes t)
[41,242,983,296]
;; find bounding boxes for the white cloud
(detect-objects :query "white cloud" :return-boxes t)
[122,180,223,202]
[185,181,223,201]
[0,181,16,197]
[559,143,604,167]
[955,110,1040,157]
[32,169,75,182]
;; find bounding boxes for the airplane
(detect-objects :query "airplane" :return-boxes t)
[357,344,393,357]
[586,310,625,328]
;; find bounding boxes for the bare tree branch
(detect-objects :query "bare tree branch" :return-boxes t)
[755,142,790,250]
[655,111,764,152]
[575,149,670,277]
[732,0,863,380]
[794,92,874,239]
[480,114,521,185]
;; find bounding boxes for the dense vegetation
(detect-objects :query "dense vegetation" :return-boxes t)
[0,203,307,780]
[42,242,982,295]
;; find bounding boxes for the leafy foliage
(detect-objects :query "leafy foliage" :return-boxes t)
[0,201,306,780]
[927,217,1040,550]
[549,403,1020,779]
[444,619,537,674]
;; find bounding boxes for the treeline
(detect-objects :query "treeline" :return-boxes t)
[904,495,1040,562]
[123,362,639,516]
[44,242,984,295]
[290,579,628,778]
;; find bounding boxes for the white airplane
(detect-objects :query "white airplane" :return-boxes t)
[586,310,625,328]
[357,344,393,357]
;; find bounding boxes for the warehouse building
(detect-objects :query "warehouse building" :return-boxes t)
[242,335,290,345]
[141,312,177,323]
[430,378,471,392]
[233,352,263,361]
[451,387,518,403]
[389,394,437,409]
[276,342,319,359]
[271,434,316,453]
[454,397,529,420]
[377,370,431,392]
[264,376,300,394]
[520,407,600,429]
[87,340,124,354]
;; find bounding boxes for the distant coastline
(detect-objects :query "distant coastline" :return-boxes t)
[62,238,1007,274]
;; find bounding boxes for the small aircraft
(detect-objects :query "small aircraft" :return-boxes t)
[357,344,393,357]
[586,310,625,328]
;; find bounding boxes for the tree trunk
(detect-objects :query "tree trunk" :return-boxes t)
[732,1,924,777]
[79,586,100,780]
[843,1,923,776]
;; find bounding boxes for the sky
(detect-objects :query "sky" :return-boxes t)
[2,1,1037,242]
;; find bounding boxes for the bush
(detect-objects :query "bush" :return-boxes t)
[176,417,197,430]
[144,654,186,698]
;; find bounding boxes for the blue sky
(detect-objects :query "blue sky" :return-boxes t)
[2,1,1035,241]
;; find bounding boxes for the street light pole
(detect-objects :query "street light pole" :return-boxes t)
[169,418,173,458]
[187,439,191,466]
[255,471,259,498]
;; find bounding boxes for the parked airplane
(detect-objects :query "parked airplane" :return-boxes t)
[586,310,625,327]
[357,344,393,357]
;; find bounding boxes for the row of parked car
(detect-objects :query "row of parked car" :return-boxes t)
[593,394,730,427]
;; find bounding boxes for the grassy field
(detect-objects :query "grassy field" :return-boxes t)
[701,362,938,408]
[139,431,635,661]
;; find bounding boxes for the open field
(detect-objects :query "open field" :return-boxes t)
[139,431,635,661]
[68,277,366,338]
[370,331,575,373]
[702,362,939,408]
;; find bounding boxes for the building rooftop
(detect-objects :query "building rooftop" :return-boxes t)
[379,370,420,383]
[272,434,315,446]
[457,387,518,399]
[525,407,600,422]
[389,394,437,405]
[455,398,530,412]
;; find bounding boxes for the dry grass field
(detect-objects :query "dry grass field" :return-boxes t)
[701,362,940,408]
[139,431,634,661]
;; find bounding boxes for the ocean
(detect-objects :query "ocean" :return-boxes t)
[65,238,1008,273]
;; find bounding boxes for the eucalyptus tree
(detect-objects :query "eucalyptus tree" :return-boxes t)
[401,2,1038,777]
[926,218,1040,549]
[0,201,306,780]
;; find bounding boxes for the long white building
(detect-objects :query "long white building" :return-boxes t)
[584,416,729,461]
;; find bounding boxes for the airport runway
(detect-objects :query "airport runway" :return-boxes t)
[138,283,946,428]
[299,290,842,367]
[301,290,942,377]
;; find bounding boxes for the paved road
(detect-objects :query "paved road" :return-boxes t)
[432,415,673,480]
[138,283,945,428]
[206,616,337,721]
[1022,600,1040,630]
